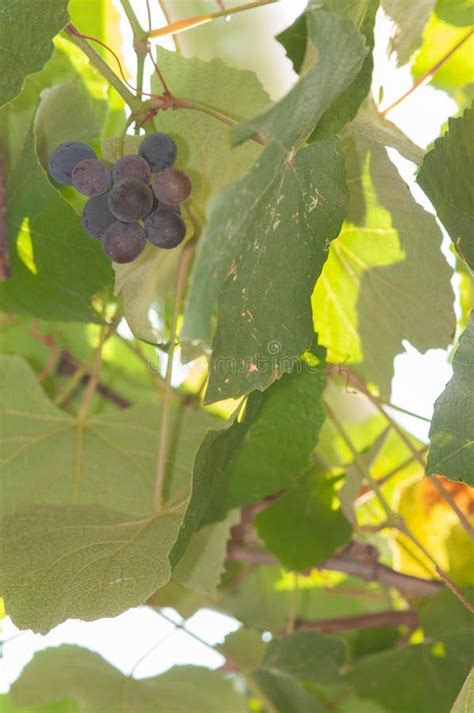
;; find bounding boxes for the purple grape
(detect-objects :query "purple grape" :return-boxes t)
[71,159,112,197]
[138,132,177,172]
[103,221,146,263]
[112,154,151,184]
[151,168,192,206]
[107,178,154,222]
[145,208,186,249]
[81,194,116,240]
[48,142,96,185]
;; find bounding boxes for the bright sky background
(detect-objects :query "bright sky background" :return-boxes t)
[0,0,461,694]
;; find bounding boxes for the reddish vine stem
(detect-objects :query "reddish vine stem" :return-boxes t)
[148,0,279,39]
[381,29,474,116]
[294,610,419,634]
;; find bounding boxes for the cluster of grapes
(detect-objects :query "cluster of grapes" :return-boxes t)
[47,133,191,263]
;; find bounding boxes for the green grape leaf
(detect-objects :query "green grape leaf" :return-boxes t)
[255,472,353,570]
[0,695,75,713]
[0,355,216,631]
[253,671,327,713]
[259,631,347,684]
[0,0,69,107]
[417,106,474,271]
[380,0,436,65]
[436,0,474,27]
[171,366,327,562]
[218,628,268,673]
[312,0,379,140]
[276,10,308,74]
[412,16,474,91]
[450,669,474,713]
[173,510,240,596]
[427,314,474,485]
[234,9,368,147]
[184,138,348,401]
[313,136,455,397]
[347,105,425,164]
[0,504,183,634]
[10,646,247,713]
[348,588,474,713]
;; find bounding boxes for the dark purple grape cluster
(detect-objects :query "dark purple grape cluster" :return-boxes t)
[48,133,191,264]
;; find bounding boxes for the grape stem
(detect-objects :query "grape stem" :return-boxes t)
[65,24,141,110]
[148,0,280,39]
[380,29,473,117]
[154,239,196,510]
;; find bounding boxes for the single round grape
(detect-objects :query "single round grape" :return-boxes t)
[112,154,151,184]
[107,178,153,222]
[138,132,177,172]
[151,168,192,206]
[71,159,112,197]
[103,221,146,263]
[81,194,116,240]
[145,208,186,249]
[48,142,96,185]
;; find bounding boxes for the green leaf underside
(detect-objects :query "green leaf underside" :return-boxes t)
[313,136,454,397]
[0,0,69,107]
[417,106,474,271]
[0,504,182,634]
[255,472,353,570]
[0,355,216,631]
[427,313,474,484]
[233,10,368,148]
[10,646,247,713]
[171,367,327,563]
[184,139,348,402]
[348,589,474,713]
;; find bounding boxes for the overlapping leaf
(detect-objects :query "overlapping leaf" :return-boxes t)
[348,589,474,713]
[427,314,474,484]
[276,0,378,140]
[10,646,247,713]
[170,366,327,566]
[255,472,353,570]
[0,356,215,631]
[417,106,474,271]
[313,136,455,397]
[0,0,69,107]
[381,0,436,65]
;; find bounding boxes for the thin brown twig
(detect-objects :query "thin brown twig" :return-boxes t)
[227,546,442,596]
[31,322,58,381]
[294,610,419,634]
[381,29,474,116]
[149,0,279,39]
